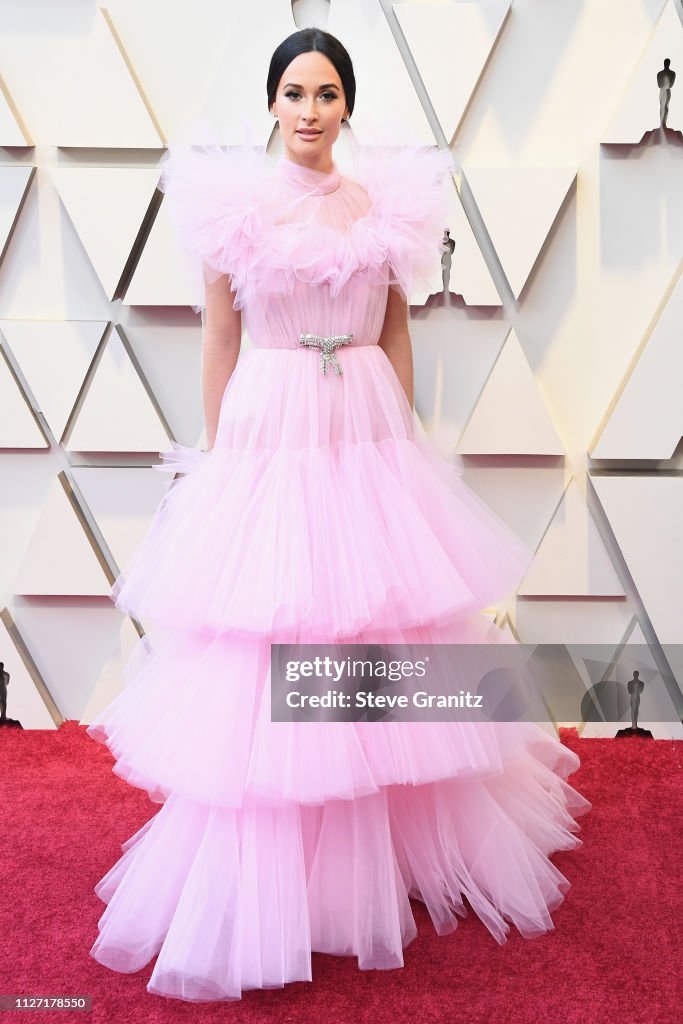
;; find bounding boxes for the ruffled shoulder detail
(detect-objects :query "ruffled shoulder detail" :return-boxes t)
[158,143,273,313]
[350,144,455,301]
[158,141,455,312]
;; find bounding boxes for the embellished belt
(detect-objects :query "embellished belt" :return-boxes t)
[299,332,353,376]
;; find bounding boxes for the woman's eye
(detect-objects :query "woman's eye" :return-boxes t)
[284,91,338,102]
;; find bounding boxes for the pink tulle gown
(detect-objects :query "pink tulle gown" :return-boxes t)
[86,141,591,1002]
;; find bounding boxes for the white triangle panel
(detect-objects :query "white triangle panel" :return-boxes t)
[122,323,205,445]
[0,166,109,319]
[13,477,111,596]
[592,271,683,459]
[515,597,635,647]
[519,479,625,597]
[464,165,577,298]
[448,177,501,306]
[66,330,171,454]
[0,84,30,146]
[326,0,437,145]
[394,1,510,141]
[1,320,105,440]
[0,165,33,255]
[0,351,47,448]
[124,189,199,307]
[592,475,683,644]
[456,329,565,455]
[412,317,510,444]
[603,1,683,143]
[72,465,172,572]
[53,7,162,148]
[49,167,160,300]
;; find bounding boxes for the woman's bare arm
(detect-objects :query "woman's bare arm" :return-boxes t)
[201,268,242,449]
[377,285,413,409]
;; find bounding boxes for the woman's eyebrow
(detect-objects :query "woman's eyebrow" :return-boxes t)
[283,82,340,90]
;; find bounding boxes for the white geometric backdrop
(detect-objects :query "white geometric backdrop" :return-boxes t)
[0,0,681,738]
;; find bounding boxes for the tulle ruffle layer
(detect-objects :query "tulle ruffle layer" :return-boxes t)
[86,615,589,814]
[111,347,533,640]
[158,141,454,311]
[89,719,590,1001]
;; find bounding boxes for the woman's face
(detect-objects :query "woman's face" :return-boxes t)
[270,50,349,170]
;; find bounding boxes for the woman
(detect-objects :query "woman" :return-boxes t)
[86,28,591,1003]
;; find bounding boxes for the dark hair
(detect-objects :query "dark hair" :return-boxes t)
[266,28,356,118]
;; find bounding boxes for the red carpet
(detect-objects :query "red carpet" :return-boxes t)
[0,721,680,1024]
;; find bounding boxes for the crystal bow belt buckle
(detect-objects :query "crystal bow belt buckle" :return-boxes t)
[299,332,353,376]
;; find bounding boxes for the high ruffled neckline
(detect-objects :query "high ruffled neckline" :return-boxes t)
[276,154,341,196]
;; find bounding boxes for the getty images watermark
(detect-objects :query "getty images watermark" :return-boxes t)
[270,642,683,724]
